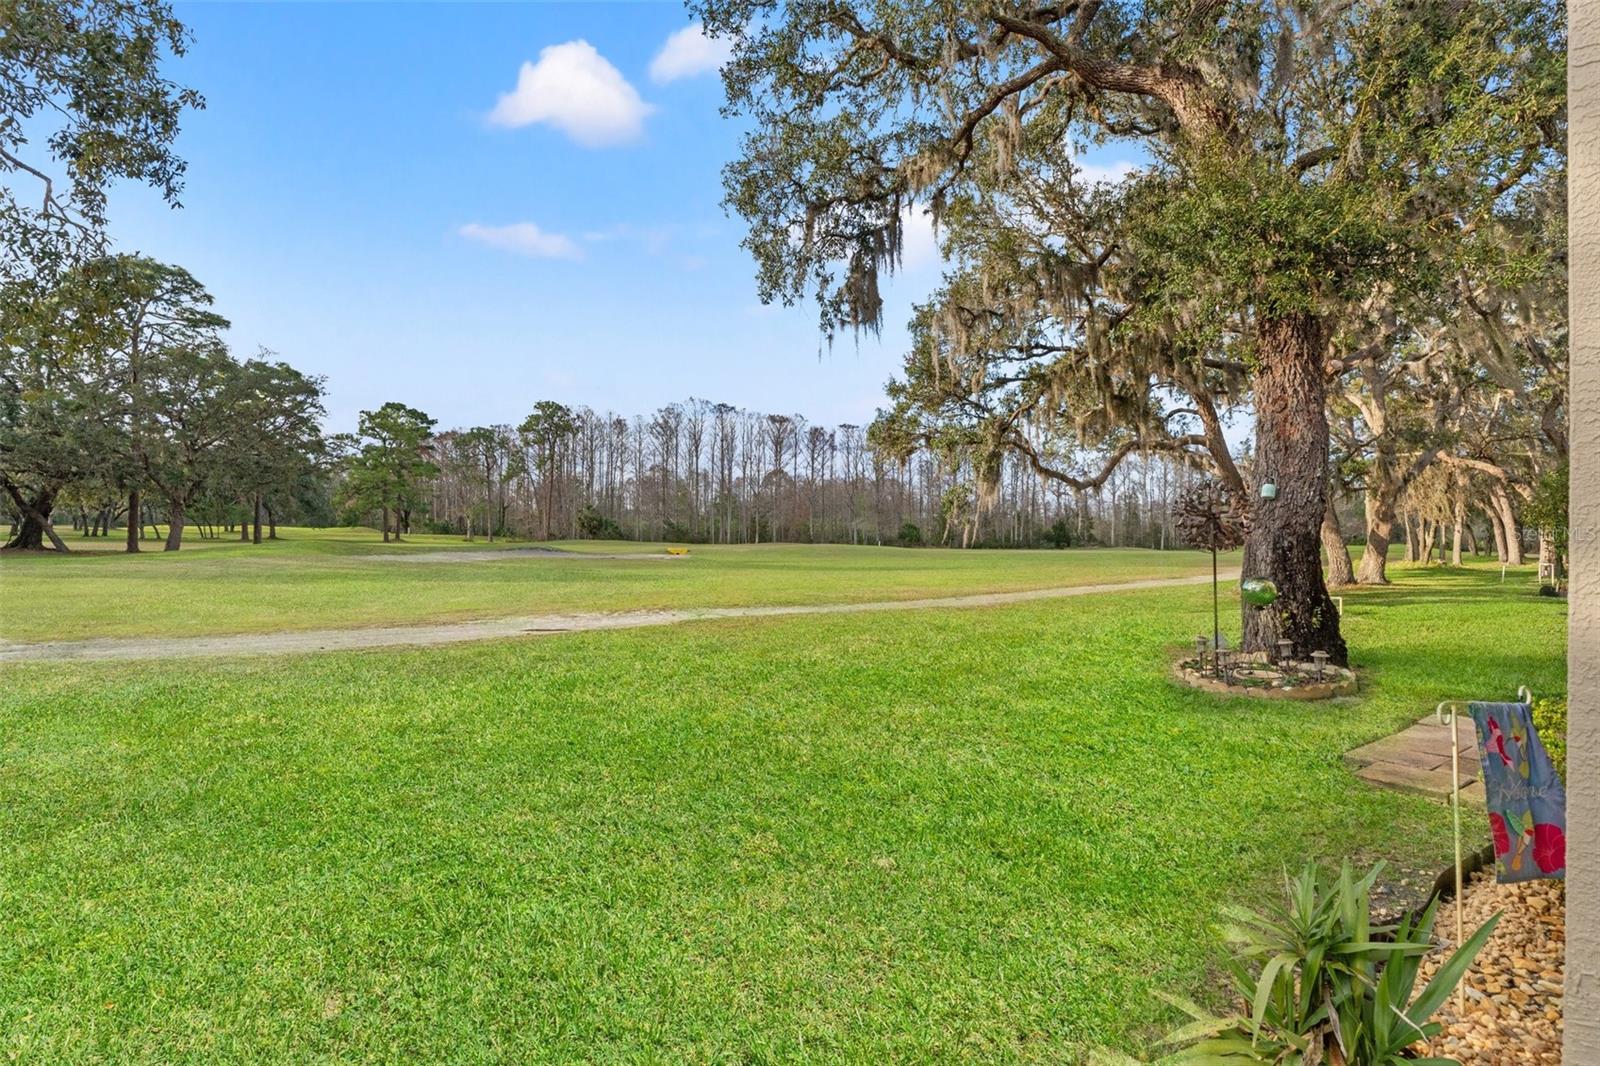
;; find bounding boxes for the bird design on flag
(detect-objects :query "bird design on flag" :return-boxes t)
[1483,715,1513,768]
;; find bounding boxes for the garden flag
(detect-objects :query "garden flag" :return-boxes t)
[1467,701,1566,882]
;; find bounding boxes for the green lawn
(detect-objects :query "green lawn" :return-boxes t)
[0,527,1230,642]
[0,559,1565,1063]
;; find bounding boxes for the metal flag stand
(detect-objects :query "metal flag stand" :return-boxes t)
[1433,685,1533,1015]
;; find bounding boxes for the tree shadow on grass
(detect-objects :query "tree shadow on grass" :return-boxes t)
[1346,588,1563,609]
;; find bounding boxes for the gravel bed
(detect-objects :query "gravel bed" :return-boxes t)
[1417,871,1564,1063]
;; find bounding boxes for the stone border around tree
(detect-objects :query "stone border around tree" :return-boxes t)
[1172,654,1359,701]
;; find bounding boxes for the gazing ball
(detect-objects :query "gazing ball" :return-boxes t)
[1241,578,1279,607]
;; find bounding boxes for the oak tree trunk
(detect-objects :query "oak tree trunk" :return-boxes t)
[1492,486,1523,565]
[2,482,67,551]
[1322,491,1355,588]
[1240,314,1347,665]
[126,489,141,552]
[1452,495,1465,566]
[1356,453,1399,584]
[1356,513,1392,583]
[5,509,54,549]
[252,494,262,544]
[164,503,186,551]
[1485,503,1508,562]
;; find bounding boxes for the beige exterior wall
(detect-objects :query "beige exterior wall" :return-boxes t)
[1568,2,1599,1059]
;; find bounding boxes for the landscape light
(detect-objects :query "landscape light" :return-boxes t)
[1311,650,1330,682]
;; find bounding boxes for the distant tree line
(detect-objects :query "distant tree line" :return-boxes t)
[373,399,1208,549]
[335,395,1556,560]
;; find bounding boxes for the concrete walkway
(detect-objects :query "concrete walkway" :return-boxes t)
[0,571,1228,664]
[1346,714,1486,806]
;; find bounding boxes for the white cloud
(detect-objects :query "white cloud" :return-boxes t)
[649,23,734,84]
[1076,157,1138,186]
[458,222,582,260]
[898,203,941,270]
[488,40,653,147]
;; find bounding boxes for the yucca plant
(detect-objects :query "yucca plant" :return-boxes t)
[1094,861,1499,1065]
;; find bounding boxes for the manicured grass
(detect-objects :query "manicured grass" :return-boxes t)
[0,527,1231,642]
[0,561,1564,1062]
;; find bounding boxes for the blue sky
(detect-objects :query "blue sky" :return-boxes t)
[110,3,1134,434]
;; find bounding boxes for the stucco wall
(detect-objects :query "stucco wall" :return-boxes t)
[1567,2,1599,1059]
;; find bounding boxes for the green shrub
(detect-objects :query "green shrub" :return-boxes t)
[1095,861,1498,1065]
[1533,697,1566,782]
[576,505,623,540]
[898,521,922,545]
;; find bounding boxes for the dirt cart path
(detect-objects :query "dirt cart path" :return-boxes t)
[0,572,1230,663]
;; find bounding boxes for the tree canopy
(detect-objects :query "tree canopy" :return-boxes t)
[0,0,202,276]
